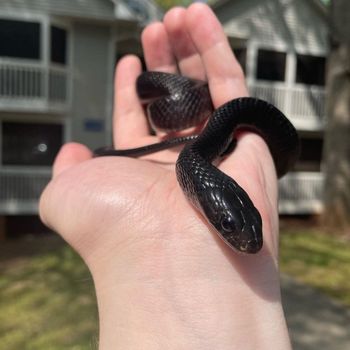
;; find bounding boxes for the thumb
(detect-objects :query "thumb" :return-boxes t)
[52,142,92,178]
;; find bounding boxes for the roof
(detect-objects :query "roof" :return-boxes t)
[212,0,328,19]
[0,0,162,23]
[0,0,115,20]
[212,0,329,53]
[116,0,163,23]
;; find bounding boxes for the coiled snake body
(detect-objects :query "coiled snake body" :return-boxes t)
[94,72,300,254]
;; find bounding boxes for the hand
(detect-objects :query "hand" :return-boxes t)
[40,4,291,349]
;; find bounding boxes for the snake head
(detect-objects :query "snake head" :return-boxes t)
[200,180,263,254]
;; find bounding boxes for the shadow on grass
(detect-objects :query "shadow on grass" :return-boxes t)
[282,275,350,350]
[0,235,98,350]
[280,229,350,305]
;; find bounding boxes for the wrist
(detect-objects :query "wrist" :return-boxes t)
[87,232,291,350]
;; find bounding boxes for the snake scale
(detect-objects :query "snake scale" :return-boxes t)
[94,71,300,254]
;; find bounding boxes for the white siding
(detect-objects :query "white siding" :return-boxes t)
[0,0,162,23]
[0,0,115,20]
[216,0,328,54]
[70,22,111,148]
[117,0,163,23]
[283,0,328,54]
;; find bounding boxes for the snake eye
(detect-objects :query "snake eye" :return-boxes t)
[221,215,236,233]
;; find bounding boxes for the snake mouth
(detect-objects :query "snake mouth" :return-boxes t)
[239,239,263,254]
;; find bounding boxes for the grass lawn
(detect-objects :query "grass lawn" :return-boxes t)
[1,223,349,349]
[0,235,98,350]
[280,222,350,306]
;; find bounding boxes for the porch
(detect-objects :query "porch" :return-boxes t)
[0,59,69,113]
[0,168,50,214]
[0,77,325,216]
[279,172,324,214]
[249,81,326,131]
[0,169,324,215]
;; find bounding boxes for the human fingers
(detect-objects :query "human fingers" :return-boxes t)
[114,55,151,148]
[184,4,279,254]
[163,7,206,80]
[52,142,92,178]
[186,3,248,107]
[142,22,177,73]
[141,20,190,141]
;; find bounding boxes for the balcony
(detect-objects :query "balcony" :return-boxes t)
[249,82,326,131]
[278,172,324,214]
[0,60,69,114]
[0,168,324,215]
[0,168,51,214]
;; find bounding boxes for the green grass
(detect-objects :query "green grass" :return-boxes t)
[280,227,350,306]
[0,236,98,350]
[1,227,349,349]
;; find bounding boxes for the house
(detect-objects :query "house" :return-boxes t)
[213,0,328,214]
[0,0,161,219]
[0,0,328,227]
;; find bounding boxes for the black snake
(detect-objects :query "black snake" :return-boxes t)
[94,72,300,254]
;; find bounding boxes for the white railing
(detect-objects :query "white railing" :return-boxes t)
[49,65,68,102]
[249,82,326,131]
[0,168,324,215]
[0,60,68,112]
[0,168,51,214]
[278,172,324,214]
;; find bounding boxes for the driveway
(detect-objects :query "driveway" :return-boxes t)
[281,274,350,350]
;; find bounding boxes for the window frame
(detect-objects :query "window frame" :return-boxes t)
[0,13,71,68]
[295,53,326,87]
[0,13,46,63]
[49,19,71,67]
[256,48,287,83]
[50,25,68,65]
[0,18,41,60]
[293,131,324,172]
[0,117,67,171]
[1,120,64,167]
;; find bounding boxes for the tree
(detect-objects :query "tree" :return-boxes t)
[155,0,194,10]
[323,0,350,230]
[154,0,215,11]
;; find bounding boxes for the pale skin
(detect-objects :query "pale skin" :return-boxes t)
[39,4,291,350]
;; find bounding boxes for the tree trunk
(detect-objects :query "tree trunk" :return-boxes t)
[0,216,6,241]
[323,0,350,230]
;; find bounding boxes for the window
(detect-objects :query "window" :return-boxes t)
[0,19,40,59]
[257,49,286,82]
[2,122,63,166]
[296,54,325,86]
[51,26,67,64]
[233,48,247,73]
[294,136,323,172]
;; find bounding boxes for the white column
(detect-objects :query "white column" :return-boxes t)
[284,51,296,116]
[246,41,257,86]
[41,16,50,104]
